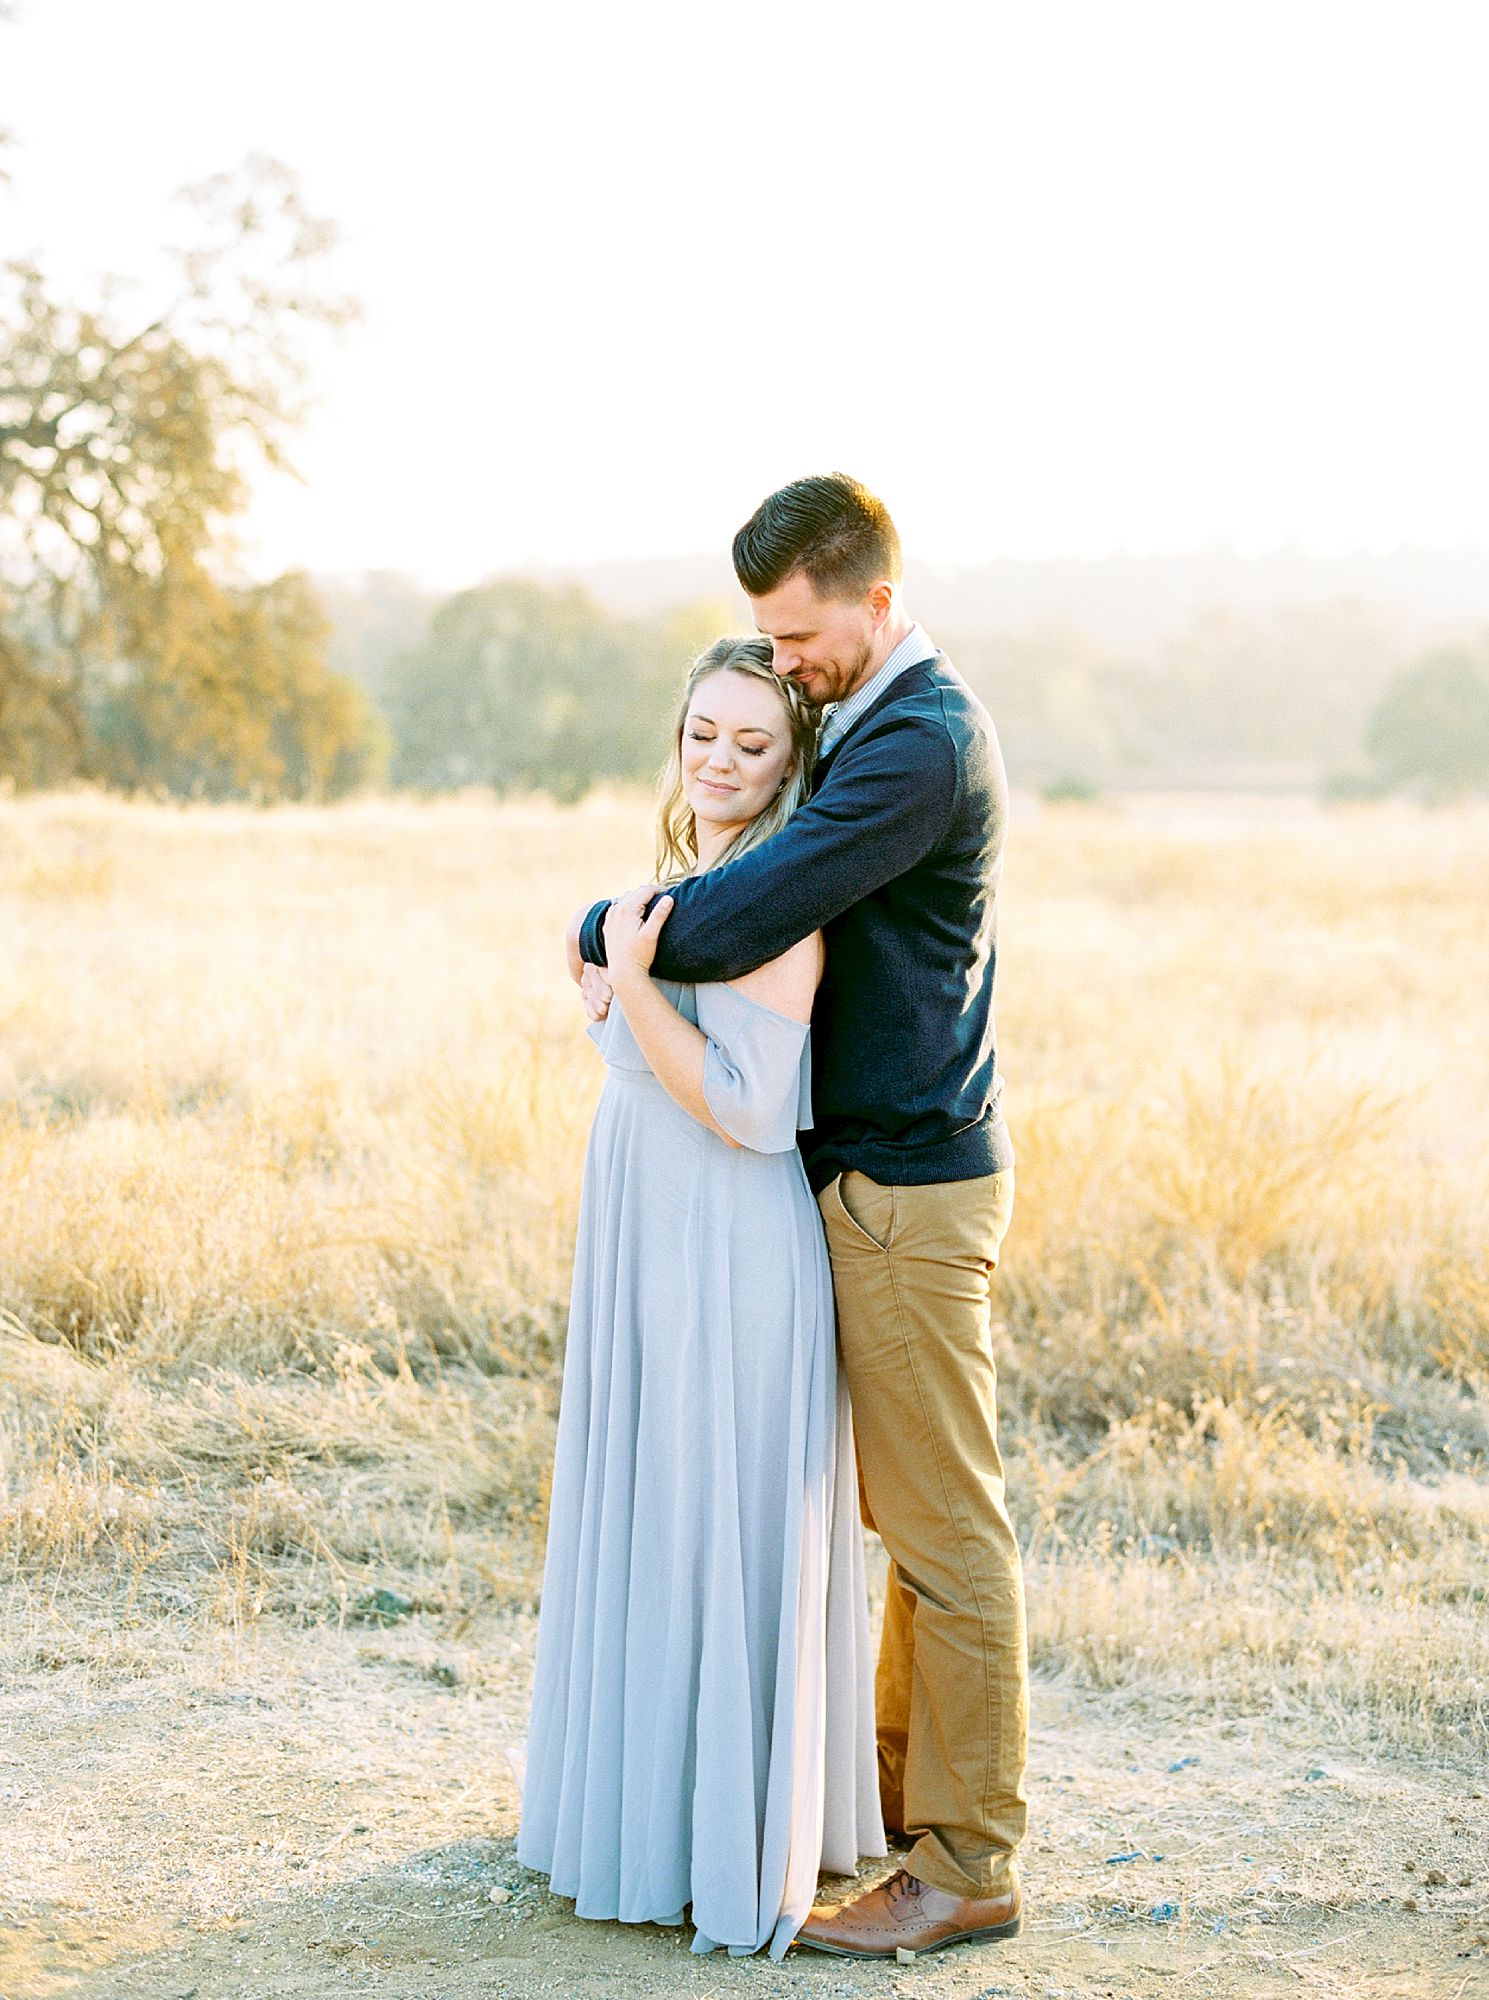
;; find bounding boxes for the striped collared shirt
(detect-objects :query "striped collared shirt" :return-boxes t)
[818,622,938,757]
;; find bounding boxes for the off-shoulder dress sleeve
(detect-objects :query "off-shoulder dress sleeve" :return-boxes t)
[695,982,813,1155]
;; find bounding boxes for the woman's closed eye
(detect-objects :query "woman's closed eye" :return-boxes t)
[689,730,767,757]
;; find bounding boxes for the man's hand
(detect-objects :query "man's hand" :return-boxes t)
[603,886,674,986]
[580,963,613,1023]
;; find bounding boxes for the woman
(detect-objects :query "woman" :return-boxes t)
[517,637,885,1957]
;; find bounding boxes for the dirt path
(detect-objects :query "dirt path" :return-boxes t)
[1,1608,1484,2000]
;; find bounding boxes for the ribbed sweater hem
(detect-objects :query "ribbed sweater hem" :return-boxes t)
[804,1115,1014,1194]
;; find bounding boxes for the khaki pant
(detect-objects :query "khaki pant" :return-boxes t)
[818,1167,1026,1899]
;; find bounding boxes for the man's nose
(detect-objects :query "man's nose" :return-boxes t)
[771,646,797,678]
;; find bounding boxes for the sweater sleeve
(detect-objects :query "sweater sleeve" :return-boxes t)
[578,711,956,983]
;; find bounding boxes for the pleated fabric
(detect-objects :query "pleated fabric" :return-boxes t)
[517,980,884,1958]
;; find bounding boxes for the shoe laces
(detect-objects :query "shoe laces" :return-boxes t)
[886,1871,928,1918]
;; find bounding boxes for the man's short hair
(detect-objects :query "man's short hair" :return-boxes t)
[732,473,903,602]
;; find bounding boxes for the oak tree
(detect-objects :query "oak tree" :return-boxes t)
[0,153,384,795]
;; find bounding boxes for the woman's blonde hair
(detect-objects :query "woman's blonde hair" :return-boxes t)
[655,637,819,883]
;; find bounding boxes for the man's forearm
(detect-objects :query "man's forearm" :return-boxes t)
[580,886,812,983]
[578,890,786,981]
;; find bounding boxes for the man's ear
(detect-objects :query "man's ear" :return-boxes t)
[867,580,895,626]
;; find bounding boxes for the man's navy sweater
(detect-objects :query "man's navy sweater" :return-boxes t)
[579,652,1013,1194]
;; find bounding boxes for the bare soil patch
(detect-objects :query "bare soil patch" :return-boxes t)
[1,1608,1483,2000]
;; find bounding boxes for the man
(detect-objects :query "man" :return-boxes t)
[568,473,1027,1958]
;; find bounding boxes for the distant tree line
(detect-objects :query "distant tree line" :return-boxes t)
[939,606,1489,800]
[310,571,740,802]
[316,577,1489,808]
[376,585,731,802]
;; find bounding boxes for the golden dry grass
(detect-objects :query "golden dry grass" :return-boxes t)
[1,788,1486,1762]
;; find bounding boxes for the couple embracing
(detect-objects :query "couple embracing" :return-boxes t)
[516,473,1028,1961]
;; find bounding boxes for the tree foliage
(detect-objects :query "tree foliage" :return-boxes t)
[0,155,385,797]
[1361,645,1489,803]
[89,570,390,800]
[381,580,708,801]
[942,598,1413,792]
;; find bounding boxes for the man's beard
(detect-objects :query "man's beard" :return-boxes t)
[835,634,876,703]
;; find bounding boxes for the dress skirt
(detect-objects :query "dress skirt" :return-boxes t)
[516,980,885,1957]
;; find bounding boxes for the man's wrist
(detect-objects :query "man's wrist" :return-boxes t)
[578,899,611,967]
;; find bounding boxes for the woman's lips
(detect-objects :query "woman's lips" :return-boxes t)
[696,779,738,795]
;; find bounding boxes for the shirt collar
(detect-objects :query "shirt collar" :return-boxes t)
[819,621,938,752]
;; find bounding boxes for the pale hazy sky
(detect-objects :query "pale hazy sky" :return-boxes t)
[5,0,1487,585]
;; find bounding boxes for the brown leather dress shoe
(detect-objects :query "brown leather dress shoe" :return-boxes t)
[794,1868,1022,1957]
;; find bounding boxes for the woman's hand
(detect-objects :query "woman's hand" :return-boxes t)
[603,885,675,984]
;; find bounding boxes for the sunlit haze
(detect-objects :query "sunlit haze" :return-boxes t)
[6,0,1487,585]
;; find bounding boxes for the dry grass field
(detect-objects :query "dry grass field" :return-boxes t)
[1,788,1486,2000]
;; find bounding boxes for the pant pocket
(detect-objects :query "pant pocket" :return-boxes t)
[835,1170,896,1251]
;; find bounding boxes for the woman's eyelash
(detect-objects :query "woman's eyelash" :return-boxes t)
[688,732,767,758]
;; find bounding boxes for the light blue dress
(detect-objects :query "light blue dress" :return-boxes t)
[517,978,885,1957]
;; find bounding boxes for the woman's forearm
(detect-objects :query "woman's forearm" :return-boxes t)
[610,971,740,1147]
